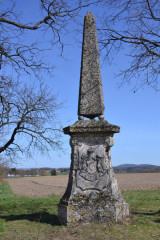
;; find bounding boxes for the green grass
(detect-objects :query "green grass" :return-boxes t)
[0,181,61,240]
[0,182,160,240]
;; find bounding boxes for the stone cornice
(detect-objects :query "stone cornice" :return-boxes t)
[63,120,120,135]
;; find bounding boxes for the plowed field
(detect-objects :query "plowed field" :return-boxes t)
[7,173,160,198]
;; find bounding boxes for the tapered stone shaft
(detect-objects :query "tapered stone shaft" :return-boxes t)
[78,12,104,119]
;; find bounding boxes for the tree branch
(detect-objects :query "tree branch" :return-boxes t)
[0,121,22,153]
[146,0,160,21]
[0,15,52,30]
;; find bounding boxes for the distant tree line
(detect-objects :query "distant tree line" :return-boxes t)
[1,167,49,178]
[113,165,160,174]
[0,166,71,179]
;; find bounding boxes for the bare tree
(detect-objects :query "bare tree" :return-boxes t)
[0,77,62,160]
[99,0,160,91]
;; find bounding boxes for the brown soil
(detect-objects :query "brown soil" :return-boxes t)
[7,173,160,198]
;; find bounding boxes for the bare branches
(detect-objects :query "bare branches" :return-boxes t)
[99,0,160,91]
[0,78,63,160]
[0,0,101,31]
[0,15,52,30]
[0,42,51,76]
[146,0,160,21]
[0,0,103,76]
[0,121,22,153]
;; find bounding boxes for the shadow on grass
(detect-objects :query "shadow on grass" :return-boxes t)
[132,209,160,223]
[1,211,60,226]
[133,209,160,216]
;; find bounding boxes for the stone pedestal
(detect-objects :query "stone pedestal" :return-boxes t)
[58,120,129,225]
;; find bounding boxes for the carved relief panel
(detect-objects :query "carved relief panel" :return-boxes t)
[75,144,110,191]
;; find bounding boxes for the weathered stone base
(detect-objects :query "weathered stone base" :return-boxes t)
[58,120,129,225]
[58,193,129,225]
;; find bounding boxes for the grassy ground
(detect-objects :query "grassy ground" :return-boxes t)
[0,181,160,240]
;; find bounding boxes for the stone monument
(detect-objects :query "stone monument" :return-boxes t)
[58,12,129,225]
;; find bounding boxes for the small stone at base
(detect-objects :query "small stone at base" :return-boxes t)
[99,115,104,120]
[79,116,84,120]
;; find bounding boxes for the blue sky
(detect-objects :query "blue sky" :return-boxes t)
[16,39,160,168]
[2,0,160,168]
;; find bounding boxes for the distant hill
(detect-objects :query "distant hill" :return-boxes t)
[116,164,137,168]
[114,164,160,173]
[21,165,160,174]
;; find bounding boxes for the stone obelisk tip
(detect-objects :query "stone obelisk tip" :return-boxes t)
[78,12,105,120]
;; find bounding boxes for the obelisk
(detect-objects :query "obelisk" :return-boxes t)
[58,12,129,225]
[78,12,104,120]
